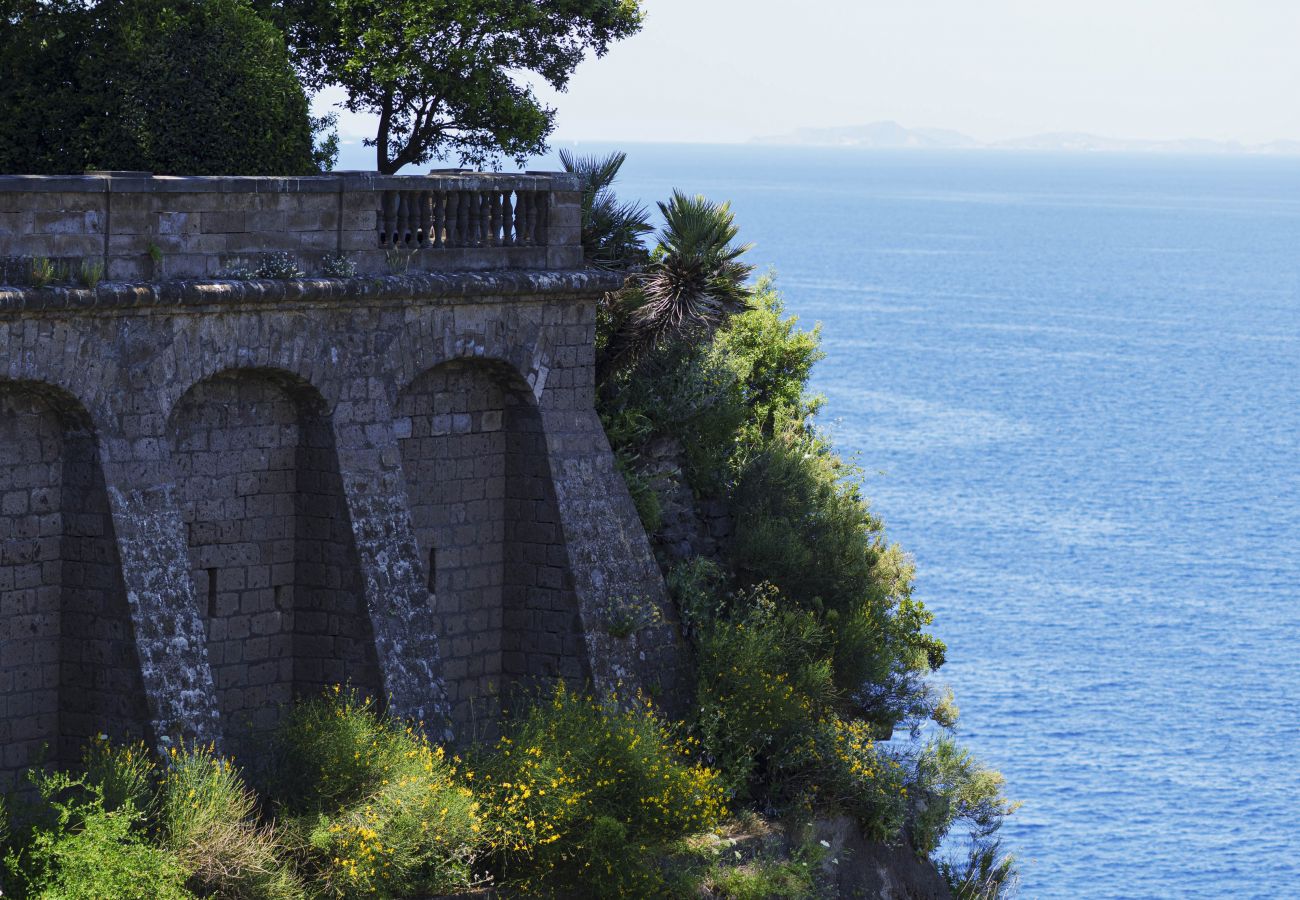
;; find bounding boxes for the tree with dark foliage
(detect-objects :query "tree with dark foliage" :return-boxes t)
[0,0,319,175]
[261,0,644,173]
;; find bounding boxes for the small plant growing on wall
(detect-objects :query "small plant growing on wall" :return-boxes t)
[384,247,413,275]
[321,252,356,278]
[600,593,663,639]
[254,251,305,278]
[147,242,164,279]
[78,259,104,290]
[27,256,65,288]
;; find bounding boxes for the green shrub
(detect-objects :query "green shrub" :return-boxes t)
[81,738,158,817]
[28,258,59,289]
[666,557,729,640]
[728,423,944,717]
[476,682,726,897]
[702,855,817,900]
[613,449,664,534]
[909,738,1018,856]
[706,278,825,452]
[265,687,479,898]
[599,336,744,493]
[159,742,301,899]
[2,770,192,900]
[939,838,1019,900]
[693,587,836,802]
[77,259,104,290]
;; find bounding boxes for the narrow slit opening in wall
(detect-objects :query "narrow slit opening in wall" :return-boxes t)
[427,548,437,595]
[206,568,218,618]
[274,584,284,610]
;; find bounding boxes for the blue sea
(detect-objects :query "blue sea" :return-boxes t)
[540,144,1300,898]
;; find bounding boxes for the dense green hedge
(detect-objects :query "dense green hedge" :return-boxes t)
[0,0,317,175]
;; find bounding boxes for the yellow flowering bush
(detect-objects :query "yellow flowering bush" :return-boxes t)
[266,687,480,898]
[811,715,908,842]
[81,737,158,817]
[694,588,837,801]
[476,682,725,897]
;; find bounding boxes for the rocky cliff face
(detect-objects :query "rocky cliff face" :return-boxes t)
[807,816,952,900]
[637,435,731,566]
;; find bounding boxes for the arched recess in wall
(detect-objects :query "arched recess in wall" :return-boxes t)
[0,381,149,787]
[396,359,589,739]
[167,368,380,758]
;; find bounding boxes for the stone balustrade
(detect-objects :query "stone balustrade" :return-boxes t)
[0,170,582,284]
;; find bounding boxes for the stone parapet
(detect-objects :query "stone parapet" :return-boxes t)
[0,171,584,283]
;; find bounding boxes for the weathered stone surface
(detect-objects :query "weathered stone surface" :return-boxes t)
[639,435,731,567]
[0,172,584,281]
[809,816,954,899]
[0,268,684,783]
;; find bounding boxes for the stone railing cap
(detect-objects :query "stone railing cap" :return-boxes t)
[0,171,580,193]
[0,268,625,312]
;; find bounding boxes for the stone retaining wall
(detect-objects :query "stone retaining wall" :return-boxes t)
[0,270,685,786]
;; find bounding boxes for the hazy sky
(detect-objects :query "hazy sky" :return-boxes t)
[321,0,1300,151]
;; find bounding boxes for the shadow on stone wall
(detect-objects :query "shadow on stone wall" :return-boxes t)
[0,381,148,788]
[169,368,381,759]
[397,359,589,742]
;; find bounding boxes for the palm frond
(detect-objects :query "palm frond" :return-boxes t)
[598,191,755,381]
[560,148,652,269]
[633,191,754,340]
[559,147,626,194]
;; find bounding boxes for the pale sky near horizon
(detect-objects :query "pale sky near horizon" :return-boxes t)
[319,0,1300,151]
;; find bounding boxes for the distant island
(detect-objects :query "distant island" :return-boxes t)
[752,120,1300,156]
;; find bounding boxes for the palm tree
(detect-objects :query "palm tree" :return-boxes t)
[559,149,653,270]
[599,191,754,379]
[635,190,753,342]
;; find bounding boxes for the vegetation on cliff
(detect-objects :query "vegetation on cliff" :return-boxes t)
[0,688,728,898]
[578,150,1019,895]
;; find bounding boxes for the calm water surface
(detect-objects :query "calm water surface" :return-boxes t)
[540,144,1300,898]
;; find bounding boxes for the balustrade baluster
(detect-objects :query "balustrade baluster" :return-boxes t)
[395,191,413,246]
[418,192,432,246]
[527,191,543,244]
[442,192,457,246]
[477,191,490,246]
[379,191,398,246]
[489,191,502,246]
[501,191,514,246]
[533,190,546,245]
[432,192,446,248]
[457,191,472,247]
